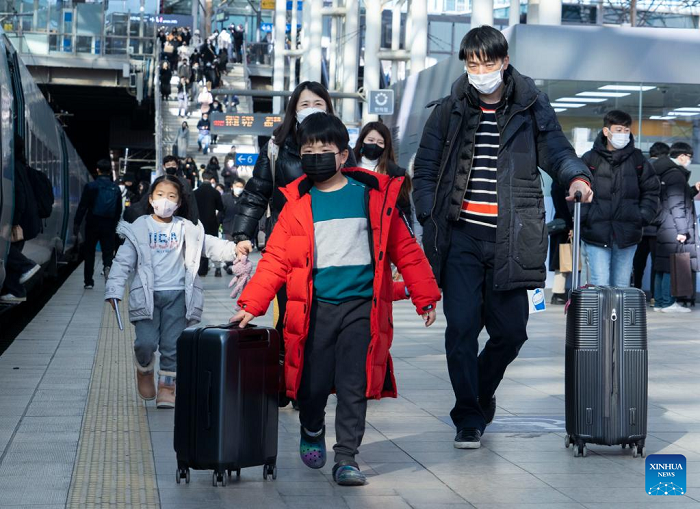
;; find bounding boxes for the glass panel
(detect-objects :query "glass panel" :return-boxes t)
[35,0,50,31]
[128,37,139,54]
[76,2,102,36]
[76,35,93,52]
[105,36,127,54]
[129,15,139,36]
[141,37,153,54]
[104,11,128,36]
[428,21,452,54]
[453,23,469,50]
[49,0,61,33]
[62,35,72,51]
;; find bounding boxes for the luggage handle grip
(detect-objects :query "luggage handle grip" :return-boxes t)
[213,321,257,330]
[571,191,583,293]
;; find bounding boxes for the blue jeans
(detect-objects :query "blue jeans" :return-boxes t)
[583,242,636,287]
[653,272,674,308]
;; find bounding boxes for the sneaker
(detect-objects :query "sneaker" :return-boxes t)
[103,265,111,282]
[661,303,691,314]
[0,293,27,304]
[480,395,496,425]
[215,268,222,278]
[134,354,156,401]
[156,372,176,409]
[299,425,326,469]
[653,306,663,313]
[19,264,41,284]
[84,283,94,290]
[454,428,482,449]
[332,461,366,486]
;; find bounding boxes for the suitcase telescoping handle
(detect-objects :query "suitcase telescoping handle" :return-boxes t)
[571,190,582,292]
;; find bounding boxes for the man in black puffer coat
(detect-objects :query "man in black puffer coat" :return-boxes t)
[580,110,660,288]
[413,26,592,449]
[652,142,699,313]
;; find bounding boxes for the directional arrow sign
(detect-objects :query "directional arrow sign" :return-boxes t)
[368,89,394,116]
[236,153,259,166]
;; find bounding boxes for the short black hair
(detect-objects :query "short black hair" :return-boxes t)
[232,178,246,186]
[163,155,178,166]
[459,25,508,62]
[669,142,694,159]
[96,159,112,174]
[147,175,189,219]
[604,110,632,128]
[649,142,670,158]
[296,113,349,152]
[202,171,216,181]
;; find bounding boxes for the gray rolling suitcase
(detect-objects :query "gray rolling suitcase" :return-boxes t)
[564,192,648,458]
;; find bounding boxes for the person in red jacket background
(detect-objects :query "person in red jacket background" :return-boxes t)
[233,113,441,486]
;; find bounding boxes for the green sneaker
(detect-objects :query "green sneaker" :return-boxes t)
[332,461,366,486]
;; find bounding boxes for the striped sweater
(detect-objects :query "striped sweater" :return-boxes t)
[460,104,500,242]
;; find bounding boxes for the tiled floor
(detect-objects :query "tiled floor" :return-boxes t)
[1,256,699,508]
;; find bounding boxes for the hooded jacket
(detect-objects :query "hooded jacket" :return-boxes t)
[580,131,660,249]
[231,135,358,241]
[413,66,591,290]
[652,156,698,273]
[105,216,237,324]
[238,169,441,400]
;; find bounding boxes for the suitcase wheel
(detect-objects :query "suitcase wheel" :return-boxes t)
[631,443,646,459]
[227,468,241,479]
[176,468,190,484]
[213,470,227,487]
[564,435,570,449]
[263,463,277,480]
[573,443,587,458]
[621,443,626,449]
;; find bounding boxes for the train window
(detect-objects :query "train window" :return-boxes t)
[30,132,37,167]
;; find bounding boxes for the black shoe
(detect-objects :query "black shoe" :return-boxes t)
[550,293,567,305]
[215,268,222,278]
[480,395,496,425]
[84,282,94,290]
[291,399,300,411]
[454,428,481,449]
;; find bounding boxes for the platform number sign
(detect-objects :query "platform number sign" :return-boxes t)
[368,89,394,116]
[236,153,259,166]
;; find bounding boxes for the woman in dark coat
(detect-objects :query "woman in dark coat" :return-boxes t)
[205,156,221,183]
[547,180,574,304]
[159,62,172,100]
[652,148,699,311]
[231,81,357,409]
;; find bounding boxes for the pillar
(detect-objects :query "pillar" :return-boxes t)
[289,0,299,91]
[538,0,562,25]
[341,0,359,123]
[273,0,287,113]
[409,0,427,75]
[471,0,494,27]
[362,0,381,124]
[391,1,402,85]
[510,0,520,25]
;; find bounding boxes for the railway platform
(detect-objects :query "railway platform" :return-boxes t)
[1,258,699,508]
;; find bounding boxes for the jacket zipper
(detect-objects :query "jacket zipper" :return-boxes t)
[456,110,482,211]
[429,113,461,254]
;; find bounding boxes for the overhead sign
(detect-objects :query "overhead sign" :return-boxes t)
[210,112,284,136]
[286,0,302,9]
[261,0,275,10]
[236,153,259,166]
[367,89,394,116]
[260,22,301,33]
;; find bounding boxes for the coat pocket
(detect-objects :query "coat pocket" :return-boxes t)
[190,278,205,321]
[128,283,147,315]
[513,208,547,270]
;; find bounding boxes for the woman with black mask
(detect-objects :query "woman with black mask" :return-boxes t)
[355,121,413,227]
[183,157,199,189]
[206,156,220,182]
[232,81,357,410]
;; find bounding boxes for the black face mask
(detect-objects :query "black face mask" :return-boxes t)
[165,166,178,176]
[362,143,384,161]
[301,153,339,183]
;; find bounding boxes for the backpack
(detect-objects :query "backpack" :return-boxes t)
[26,166,54,219]
[91,178,120,218]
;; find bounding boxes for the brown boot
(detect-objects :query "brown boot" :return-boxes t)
[134,354,156,401]
[156,371,176,409]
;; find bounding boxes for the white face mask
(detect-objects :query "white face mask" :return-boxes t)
[296,107,326,124]
[119,184,126,193]
[233,187,244,196]
[227,160,235,168]
[467,65,504,95]
[609,131,630,150]
[150,198,179,218]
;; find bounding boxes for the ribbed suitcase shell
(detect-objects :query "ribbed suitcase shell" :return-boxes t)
[174,324,279,479]
[565,286,648,450]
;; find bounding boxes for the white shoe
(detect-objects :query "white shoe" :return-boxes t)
[0,293,27,304]
[19,264,41,284]
[661,303,691,314]
[652,307,663,312]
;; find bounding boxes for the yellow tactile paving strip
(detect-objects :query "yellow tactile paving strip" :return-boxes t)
[67,301,160,508]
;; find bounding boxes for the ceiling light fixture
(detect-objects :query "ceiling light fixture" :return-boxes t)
[553,108,567,113]
[598,85,656,92]
[673,107,700,113]
[555,97,608,103]
[649,116,674,120]
[668,111,700,117]
[550,102,586,108]
[577,91,631,98]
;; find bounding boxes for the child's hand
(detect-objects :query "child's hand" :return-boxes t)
[230,309,254,328]
[422,309,436,327]
[236,240,253,259]
[106,299,119,310]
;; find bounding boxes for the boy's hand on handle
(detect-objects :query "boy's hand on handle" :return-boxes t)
[423,309,436,327]
[230,309,254,328]
[566,180,593,203]
[236,240,253,259]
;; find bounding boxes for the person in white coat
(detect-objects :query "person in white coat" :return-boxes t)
[105,175,238,409]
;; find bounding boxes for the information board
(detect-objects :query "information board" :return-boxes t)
[210,112,284,136]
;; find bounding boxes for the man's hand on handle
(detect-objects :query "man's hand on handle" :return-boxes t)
[566,180,593,203]
[230,309,255,328]
[236,240,253,259]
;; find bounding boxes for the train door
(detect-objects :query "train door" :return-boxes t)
[58,132,69,245]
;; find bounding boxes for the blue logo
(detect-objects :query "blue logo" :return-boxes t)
[646,454,686,496]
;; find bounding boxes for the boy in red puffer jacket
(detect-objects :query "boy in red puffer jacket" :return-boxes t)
[232,113,441,486]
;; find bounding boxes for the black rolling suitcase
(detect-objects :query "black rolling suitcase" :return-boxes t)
[174,323,279,485]
[564,192,648,458]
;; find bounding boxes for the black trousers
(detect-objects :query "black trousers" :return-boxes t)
[84,218,117,286]
[442,224,529,433]
[2,241,36,297]
[633,235,656,296]
[297,298,372,464]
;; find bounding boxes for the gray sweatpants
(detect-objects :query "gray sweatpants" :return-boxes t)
[134,290,186,373]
